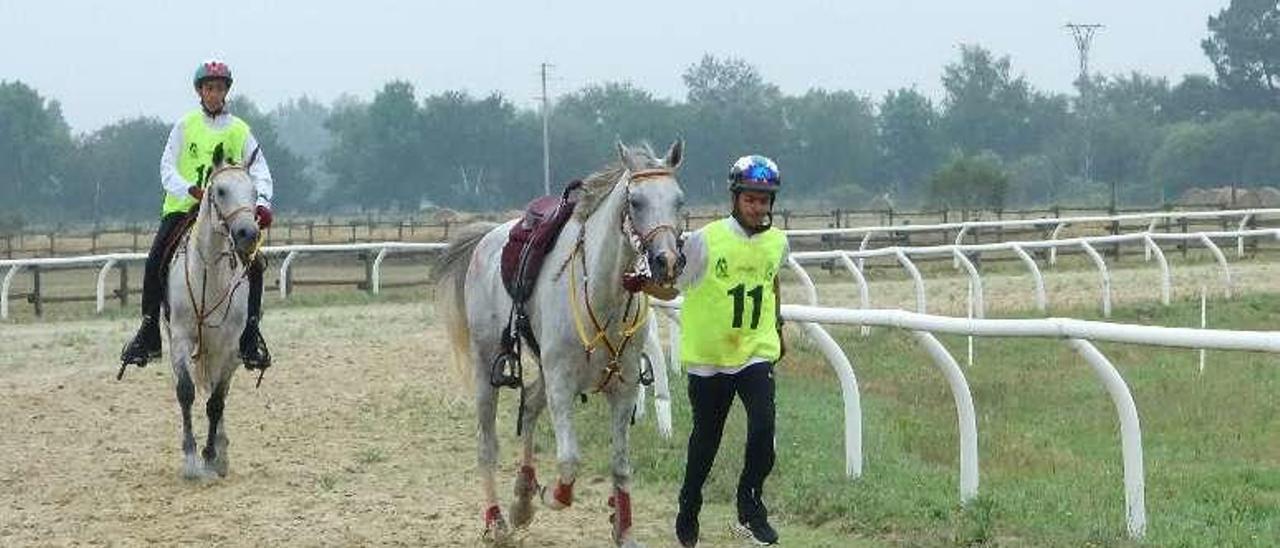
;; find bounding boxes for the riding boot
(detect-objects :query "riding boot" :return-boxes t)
[239,260,271,370]
[121,216,179,368]
[120,315,161,366]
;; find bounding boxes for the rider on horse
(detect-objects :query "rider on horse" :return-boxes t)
[120,59,274,372]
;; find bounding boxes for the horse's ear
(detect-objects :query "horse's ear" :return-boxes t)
[664,139,684,170]
[211,143,226,168]
[616,141,642,173]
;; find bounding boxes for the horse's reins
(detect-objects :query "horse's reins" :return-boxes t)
[564,168,678,391]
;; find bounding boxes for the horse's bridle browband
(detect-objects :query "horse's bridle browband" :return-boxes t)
[627,168,674,182]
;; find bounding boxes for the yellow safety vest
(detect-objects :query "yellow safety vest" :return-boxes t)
[680,219,786,367]
[162,110,250,215]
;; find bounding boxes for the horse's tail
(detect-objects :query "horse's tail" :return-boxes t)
[431,222,498,389]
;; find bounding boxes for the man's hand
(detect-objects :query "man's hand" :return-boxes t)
[188,186,204,200]
[255,205,273,229]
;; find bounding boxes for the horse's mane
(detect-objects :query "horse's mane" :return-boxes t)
[573,143,666,221]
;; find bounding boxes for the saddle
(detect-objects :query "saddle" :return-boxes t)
[500,180,583,304]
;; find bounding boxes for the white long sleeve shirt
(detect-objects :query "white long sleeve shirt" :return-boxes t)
[159,111,274,208]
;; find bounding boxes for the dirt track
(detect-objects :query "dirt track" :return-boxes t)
[0,303,705,547]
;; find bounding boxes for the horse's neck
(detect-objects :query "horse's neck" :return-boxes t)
[577,179,634,309]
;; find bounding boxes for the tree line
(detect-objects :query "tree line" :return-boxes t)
[3,0,1280,229]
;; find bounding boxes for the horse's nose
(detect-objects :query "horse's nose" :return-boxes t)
[236,226,259,247]
[647,250,678,282]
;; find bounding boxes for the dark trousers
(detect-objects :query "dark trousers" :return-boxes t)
[141,212,263,321]
[678,361,776,523]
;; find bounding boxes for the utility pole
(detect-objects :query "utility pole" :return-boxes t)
[540,62,553,196]
[1066,23,1105,209]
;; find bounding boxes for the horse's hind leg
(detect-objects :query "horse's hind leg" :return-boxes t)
[202,378,231,477]
[606,385,641,547]
[476,371,511,543]
[510,374,546,528]
[173,359,204,480]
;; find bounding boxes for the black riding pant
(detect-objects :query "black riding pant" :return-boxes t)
[678,361,776,523]
[140,212,264,321]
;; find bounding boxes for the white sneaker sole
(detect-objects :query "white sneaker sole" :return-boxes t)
[732,522,777,545]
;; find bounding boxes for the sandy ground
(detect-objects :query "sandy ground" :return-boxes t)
[0,303,711,547]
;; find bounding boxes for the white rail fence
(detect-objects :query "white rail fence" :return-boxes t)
[0,242,445,319]
[784,207,1280,264]
[646,294,1280,540]
[790,229,1280,319]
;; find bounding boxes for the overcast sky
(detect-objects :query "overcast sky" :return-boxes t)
[1,0,1228,134]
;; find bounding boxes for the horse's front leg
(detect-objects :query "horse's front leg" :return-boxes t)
[202,374,231,477]
[510,374,546,528]
[540,364,580,511]
[169,344,203,480]
[606,382,641,547]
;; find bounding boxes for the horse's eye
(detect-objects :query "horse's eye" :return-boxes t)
[629,196,644,209]
[217,188,226,198]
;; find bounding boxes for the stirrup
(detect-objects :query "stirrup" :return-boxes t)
[241,328,272,371]
[489,350,522,388]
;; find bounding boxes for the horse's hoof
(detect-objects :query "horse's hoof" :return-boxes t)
[608,491,636,546]
[181,455,211,481]
[510,466,539,528]
[539,480,574,510]
[509,498,535,529]
[205,456,229,478]
[482,505,512,545]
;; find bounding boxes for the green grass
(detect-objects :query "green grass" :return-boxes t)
[563,293,1280,546]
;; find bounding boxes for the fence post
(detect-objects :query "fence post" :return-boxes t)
[1111,219,1122,260]
[32,266,42,317]
[91,230,99,254]
[363,252,375,295]
[119,262,129,308]
[1179,218,1189,258]
[48,232,56,256]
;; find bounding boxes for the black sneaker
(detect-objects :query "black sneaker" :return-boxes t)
[734,517,779,545]
[675,506,699,547]
[120,316,161,366]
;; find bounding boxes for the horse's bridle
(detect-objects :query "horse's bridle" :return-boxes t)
[620,168,684,283]
[205,165,256,231]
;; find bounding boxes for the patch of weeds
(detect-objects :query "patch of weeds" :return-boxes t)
[953,495,996,546]
[356,447,388,466]
[316,472,340,492]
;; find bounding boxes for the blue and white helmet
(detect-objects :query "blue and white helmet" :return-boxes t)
[728,155,781,193]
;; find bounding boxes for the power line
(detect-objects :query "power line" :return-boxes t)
[1066,23,1105,208]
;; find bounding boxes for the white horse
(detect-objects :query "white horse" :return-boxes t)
[165,149,261,480]
[435,141,685,546]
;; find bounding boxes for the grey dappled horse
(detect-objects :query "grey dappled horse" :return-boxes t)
[435,141,685,546]
[165,152,261,480]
